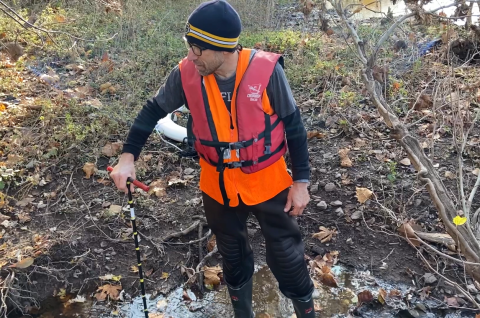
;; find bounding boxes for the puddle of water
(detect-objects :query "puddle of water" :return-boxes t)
[113,264,407,318]
[14,264,419,318]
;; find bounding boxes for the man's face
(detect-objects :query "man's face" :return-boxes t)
[186,44,225,76]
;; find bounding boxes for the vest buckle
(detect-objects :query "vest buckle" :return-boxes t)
[229,141,245,150]
[264,145,271,155]
[227,161,244,169]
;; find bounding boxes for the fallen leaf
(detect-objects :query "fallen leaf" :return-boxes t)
[15,197,34,207]
[148,313,164,318]
[312,226,337,243]
[167,176,187,187]
[9,257,34,269]
[389,289,402,298]
[101,142,122,157]
[148,179,167,197]
[207,235,216,252]
[7,154,22,166]
[400,158,411,166]
[85,99,103,109]
[82,162,96,179]
[444,171,455,179]
[203,265,222,286]
[130,265,139,273]
[161,272,169,280]
[184,168,195,175]
[17,212,31,223]
[453,215,467,226]
[67,295,86,304]
[398,222,421,247]
[320,272,338,287]
[354,138,366,148]
[378,288,387,305]
[99,274,122,281]
[108,205,122,215]
[392,82,401,91]
[307,131,326,139]
[358,290,373,304]
[356,187,373,204]
[419,286,431,300]
[473,168,479,176]
[339,148,353,167]
[95,284,122,301]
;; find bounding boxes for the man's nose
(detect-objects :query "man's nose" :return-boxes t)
[187,49,198,61]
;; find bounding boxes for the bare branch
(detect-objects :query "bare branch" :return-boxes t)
[0,1,117,43]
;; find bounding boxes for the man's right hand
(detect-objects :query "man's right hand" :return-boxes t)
[110,153,136,194]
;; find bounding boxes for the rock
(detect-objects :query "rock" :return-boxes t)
[311,289,321,299]
[325,183,336,192]
[351,211,362,220]
[414,199,422,207]
[330,200,342,206]
[317,201,328,210]
[335,208,344,217]
[247,228,257,237]
[467,284,478,294]
[398,309,420,318]
[335,173,341,178]
[310,184,319,193]
[100,241,108,248]
[311,245,325,256]
[94,249,103,254]
[323,153,333,159]
[346,238,353,245]
[423,273,437,284]
[319,169,327,173]
[415,303,427,313]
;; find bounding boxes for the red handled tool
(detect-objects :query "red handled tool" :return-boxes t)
[106,166,150,192]
[107,165,150,317]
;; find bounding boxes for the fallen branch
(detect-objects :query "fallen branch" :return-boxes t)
[161,220,201,242]
[164,229,211,245]
[198,222,204,293]
[196,245,218,274]
[138,232,165,256]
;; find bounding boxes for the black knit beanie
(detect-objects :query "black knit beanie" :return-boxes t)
[185,0,242,52]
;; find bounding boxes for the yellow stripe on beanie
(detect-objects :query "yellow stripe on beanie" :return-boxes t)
[186,23,238,49]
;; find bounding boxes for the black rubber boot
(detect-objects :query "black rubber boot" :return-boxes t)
[227,276,254,318]
[292,296,315,317]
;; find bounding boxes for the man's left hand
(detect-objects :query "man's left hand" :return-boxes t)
[284,182,310,216]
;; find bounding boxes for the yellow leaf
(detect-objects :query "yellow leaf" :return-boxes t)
[453,215,467,226]
[57,288,67,299]
[161,272,169,280]
[356,187,373,204]
[95,284,122,301]
[378,288,387,305]
[9,257,34,269]
[130,265,139,273]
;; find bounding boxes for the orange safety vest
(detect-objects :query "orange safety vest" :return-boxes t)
[179,49,293,207]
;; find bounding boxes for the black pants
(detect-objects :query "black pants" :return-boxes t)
[202,188,314,300]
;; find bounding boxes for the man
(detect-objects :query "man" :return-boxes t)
[110,1,315,317]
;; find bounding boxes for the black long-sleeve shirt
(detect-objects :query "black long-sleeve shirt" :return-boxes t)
[122,51,310,182]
